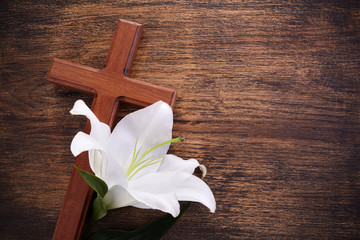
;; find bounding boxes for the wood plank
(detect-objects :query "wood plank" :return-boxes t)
[0,0,359,239]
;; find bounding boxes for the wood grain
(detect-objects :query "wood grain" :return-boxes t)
[1,0,359,239]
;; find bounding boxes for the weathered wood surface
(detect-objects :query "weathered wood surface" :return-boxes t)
[1,0,359,239]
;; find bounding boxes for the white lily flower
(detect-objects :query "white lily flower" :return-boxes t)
[70,100,216,217]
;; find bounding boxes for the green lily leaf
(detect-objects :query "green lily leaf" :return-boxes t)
[91,195,108,221]
[75,165,109,221]
[74,165,108,198]
[88,202,191,240]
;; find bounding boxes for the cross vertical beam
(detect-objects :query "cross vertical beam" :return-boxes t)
[48,19,176,240]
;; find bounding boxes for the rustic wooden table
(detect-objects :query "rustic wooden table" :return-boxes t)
[1,0,359,239]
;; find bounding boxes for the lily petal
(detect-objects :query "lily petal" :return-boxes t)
[103,185,137,210]
[104,187,180,217]
[173,174,215,213]
[71,132,105,157]
[70,132,105,177]
[159,154,200,174]
[129,190,180,217]
[88,150,105,178]
[70,100,111,143]
[101,154,128,189]
[130,172,216,213]
[107,101,173,177]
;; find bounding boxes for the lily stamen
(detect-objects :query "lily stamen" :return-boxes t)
[125,137,184,180]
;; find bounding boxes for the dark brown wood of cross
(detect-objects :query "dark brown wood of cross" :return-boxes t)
[47,19,176,240]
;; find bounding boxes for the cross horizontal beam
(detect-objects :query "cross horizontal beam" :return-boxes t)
[48,58,176,107]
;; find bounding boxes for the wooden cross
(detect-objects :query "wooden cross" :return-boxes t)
[47,19,176,240]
